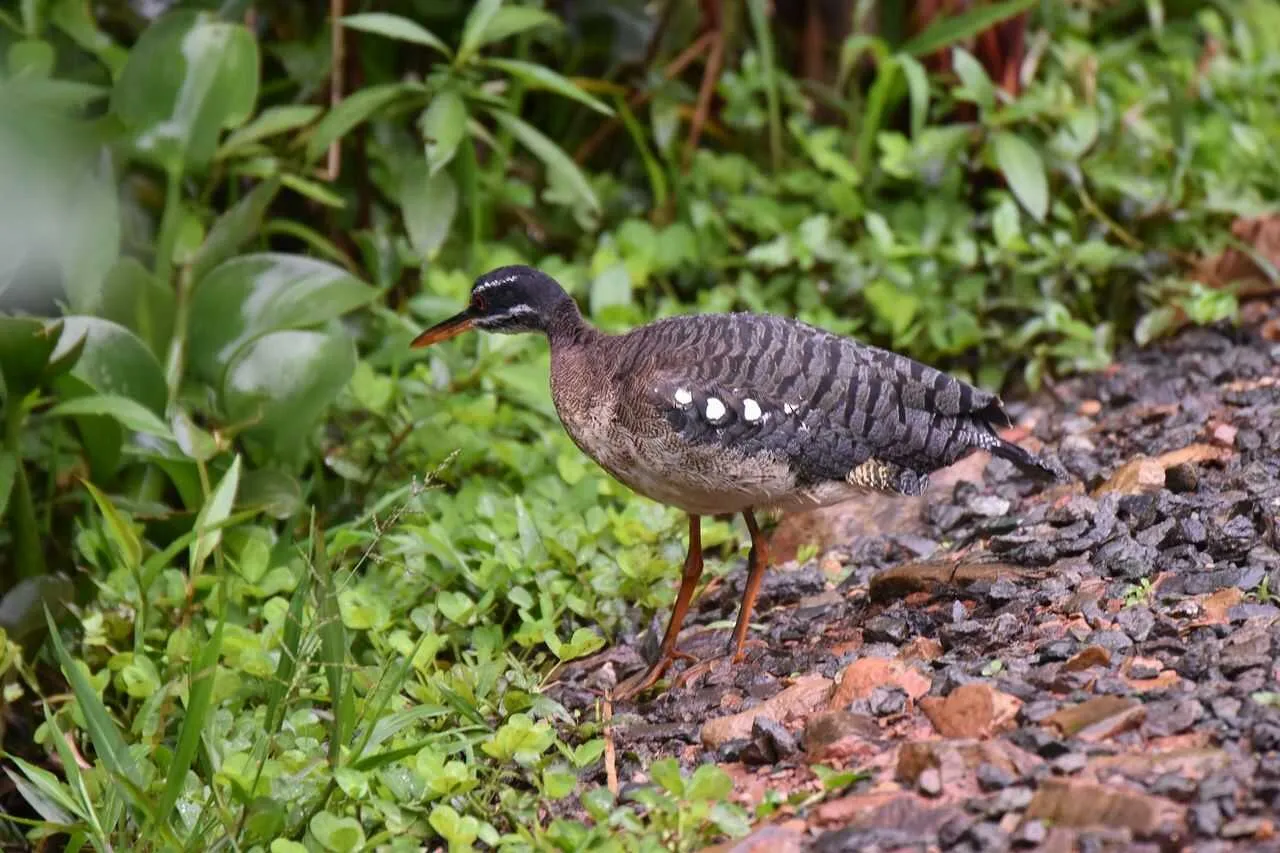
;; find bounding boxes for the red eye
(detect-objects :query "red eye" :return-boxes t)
[474,295,487,311]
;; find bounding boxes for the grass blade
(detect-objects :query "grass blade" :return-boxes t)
[311,514,351,764]
[264,569,310,736]
[189,454,242,578]
[900,0,1037,58]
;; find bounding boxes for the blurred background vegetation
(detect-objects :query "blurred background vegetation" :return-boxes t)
[0,0,1277,849]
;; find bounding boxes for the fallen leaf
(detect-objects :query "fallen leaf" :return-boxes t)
[700,675,833,748]
[1024,779,1184,836]
[830,658,931,709]
[1093,457,1165,497]
[919,684,1021,739]
[1155,443,1232,468]
[1045,696,1141,737]
[1063,645,1111,672]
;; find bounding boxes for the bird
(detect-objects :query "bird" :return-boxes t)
[411,264,1062,699]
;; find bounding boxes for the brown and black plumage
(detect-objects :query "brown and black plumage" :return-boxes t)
[412,265,1062,698]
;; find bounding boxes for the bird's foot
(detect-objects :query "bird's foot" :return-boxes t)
[671,638,767,689]
[613,648,695,701]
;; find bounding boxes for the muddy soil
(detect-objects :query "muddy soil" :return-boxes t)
[552,299,1280,852]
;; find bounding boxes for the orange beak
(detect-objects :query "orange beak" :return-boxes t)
[410,310,474,348]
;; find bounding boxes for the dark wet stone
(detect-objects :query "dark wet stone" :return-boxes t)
[988,579,1021,602]
[1136,518,1176,548]
[869,686,908,717]
[1052,752,1088,775]
[976,762,1017,791]
[1219,626,1272,675]
[1009,728,1071,759]
[1190,801,1223,836]
[939,619,986,649]
[1198,773,1239,802]
[1250,717,1280,752]
[1165,463,1199,493]
[1141,699,1202,737]
[1169,515,1207,545]
[1093,536,1155,581]
[1086,630,1134,654]
[1019,699,1060,724]
[1127,658,1162,679]
[716,738,749,762]
[964,822,1009,850]
[740,716,798,765]
[1229,602,1280,621]
[863,614,910,645]
[1210,514,1259,557]
[1164,565,1251,597]
[1115,605,1156,642]
[1151,773,1198,801]
[1037,639,1077,662]
[1209,695,1242,723]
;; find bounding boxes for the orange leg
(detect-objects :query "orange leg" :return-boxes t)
[728,509,769,661]
[614,514,703,700]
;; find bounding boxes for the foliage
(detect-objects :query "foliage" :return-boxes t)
[0,0,1277,849]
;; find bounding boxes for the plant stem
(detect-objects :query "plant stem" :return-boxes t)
[165,264,195,409]
[4,395,46,580]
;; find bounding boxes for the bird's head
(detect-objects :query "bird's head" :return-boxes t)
[411,265,578,348]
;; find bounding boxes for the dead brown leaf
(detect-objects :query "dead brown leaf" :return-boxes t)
[700,674,833,748]
[919,684,1021,739]
[830,658,931,710]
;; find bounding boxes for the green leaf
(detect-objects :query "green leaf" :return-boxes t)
[589,263,631,317]
[221,329,357,462]
[304,82,416,164]
[420,89,468,175]
[192,177,282,283]
[897,53,930,138]
[190,454,242,577]
[4,759,79,825]
[187,253,376,383]
[480,58,613,116]
[110,10,260,170]
[51,317,168,414]
[900,0,1037,58]
[0,317,60,397]
[96,257,175,358]
[472,6,560,51]
[341,12,451,57]
[309,811,366,853]
[80,478,143,569]
[648,758,684,795]
[220,104,321,154]
[950,47,995,111]
[687,763,733,801]
[0,451,15,520]
[456,0,504,65]
[43,607,145,788]
[154,583,224,832]
[990,131,1049,222]
[488,108,599,213]
[46,394,174,440]
[401,158,458,262]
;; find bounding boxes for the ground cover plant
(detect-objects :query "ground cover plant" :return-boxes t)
[0,0,1277,850]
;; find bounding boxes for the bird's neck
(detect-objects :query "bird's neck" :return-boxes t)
[544,299,601,349]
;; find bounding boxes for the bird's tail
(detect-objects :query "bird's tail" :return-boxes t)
[988,434,1066,483]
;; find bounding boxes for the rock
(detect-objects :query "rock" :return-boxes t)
[1094,457,1166,497]
[920,684,1021,739]
[1012,819,1048,847]
[1221,817,1269,840]
[830,657,930,709]
[918,767,942,797]
[740,715,799,765]
[802,710,880,762]
[700,674,833,748]
[703,824,805,853]
[1045,696,1141,737]
[1115,606,1156,641]
[862,614,910,644]
[1024,779,1184,837]
[977,761,1018,790]
[898,637,944,662]
[868,686,908,717]
[1141,699,1203,738]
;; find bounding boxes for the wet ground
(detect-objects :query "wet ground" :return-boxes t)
[551,298,1280,852]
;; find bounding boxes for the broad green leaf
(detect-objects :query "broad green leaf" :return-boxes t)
[649,758,684,795]
[190,454,242,576]
[589,263,631,317]
[43,607,145,788]
[220,104,321,154]
[304,82,416,163]
[341,12,450,57]
[221,329,357,461]
[488,108,599,213]
[191,177,282,283]
[901,0,1037,57]
[420,89,467,175]
[950,47,995,111]
[897,54,930,138]
[472,7,560,53]
[50,0,129,76]
[187,253,376,382]
[0,575,74,644]
[46,394,174,440]
[401,158,458,262]
[309,811,365,853]
[111,10,260,170]
[990,131,1049,222]
[0,316,60,396]
[480,58,613,116]
[687,763,733,801]
[96,257,175,357]
[238,468,303,519]
[51,317,167,414]
[455,0,503,66]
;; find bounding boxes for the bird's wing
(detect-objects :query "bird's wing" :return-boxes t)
[617,313,1037,495]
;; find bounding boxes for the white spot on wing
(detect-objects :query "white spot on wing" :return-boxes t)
[742,398,762,421]
[705,397,726,421]
[783,403,798,415]
[674,388,693,406]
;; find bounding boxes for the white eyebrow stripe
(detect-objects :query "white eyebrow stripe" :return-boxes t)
[472,275,520,295]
